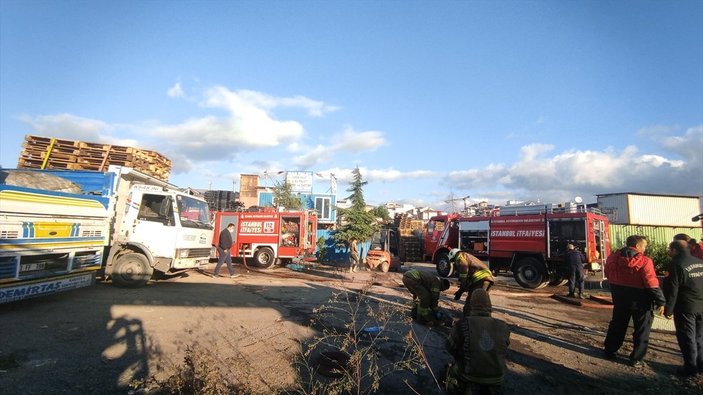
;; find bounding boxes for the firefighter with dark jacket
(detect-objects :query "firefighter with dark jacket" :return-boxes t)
[603,235,666,367]
[663,239,703,377]
[402,269,451,325]
[445,288,510,394]
[449,248,495,317]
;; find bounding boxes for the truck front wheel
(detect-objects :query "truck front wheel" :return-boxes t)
[513,257,548,289]
[253,247,276,269]
[435,251,454,277]
[112,252,153,288]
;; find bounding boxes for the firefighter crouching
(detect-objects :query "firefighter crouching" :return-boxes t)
[445,289,510,394]
[449,248,495,317]
[402,269,451,325]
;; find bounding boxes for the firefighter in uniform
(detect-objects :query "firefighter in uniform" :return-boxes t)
[449,248,495,317]
[445,288,510,395]
[402,269,451,325]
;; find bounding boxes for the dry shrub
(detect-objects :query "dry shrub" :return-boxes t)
[132,344,245,395]
[291,278,439,395]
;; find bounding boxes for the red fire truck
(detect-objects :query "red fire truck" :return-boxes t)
[211,210,317,268]
[423,213,458,261]
[430,203,610,289]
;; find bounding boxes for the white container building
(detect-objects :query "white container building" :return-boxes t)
[596,192,701,227]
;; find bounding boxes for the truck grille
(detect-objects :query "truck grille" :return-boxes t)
[0,256,18,279]
[188,248,212,258]
[73,250,103,268]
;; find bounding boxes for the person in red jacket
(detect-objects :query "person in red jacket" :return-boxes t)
[603,235,666,368]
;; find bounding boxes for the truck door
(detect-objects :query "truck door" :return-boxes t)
[279,215,301,258]
[305,213,316,253]
[131,192,178,258]
[217,213,240,256]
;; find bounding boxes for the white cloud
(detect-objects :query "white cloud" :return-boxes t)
[292,127,387,168]
[235,89,339,117]
[660,125,702,165]
[337,127,386,153]
[167,82,184,98]
[364,168,436,182]
[292,144,331,169]
[637,124,680,137]
[443,130,703,205]
[152,86,320,160]
[17,113,138,147]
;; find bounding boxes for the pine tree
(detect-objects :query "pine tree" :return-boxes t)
[335,167,378,243]
[272,180,302,210]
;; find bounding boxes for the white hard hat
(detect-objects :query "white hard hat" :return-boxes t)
[448,248,461,261]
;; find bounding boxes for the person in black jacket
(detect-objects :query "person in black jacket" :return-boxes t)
[663,239,703,377]
[565,243,586,298]
[215,223,239,278]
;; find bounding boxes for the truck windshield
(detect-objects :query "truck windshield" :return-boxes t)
[370,230,385,250]
[176,195,213,229]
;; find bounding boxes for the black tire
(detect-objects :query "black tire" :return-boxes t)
[253,247,276,269]
[513,257,548,289]
[111,252,153,288]
[435,251,454,277]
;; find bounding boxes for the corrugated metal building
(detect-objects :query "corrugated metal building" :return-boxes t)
[597,192,703,248]
[597,192,701,227]
[609,224,703,249]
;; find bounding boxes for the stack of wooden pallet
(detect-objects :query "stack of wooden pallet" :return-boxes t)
[399,236,423,262]
[17,134,172,181]
[395,213,425,237]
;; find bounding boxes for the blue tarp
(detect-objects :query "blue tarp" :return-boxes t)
[315,229,370,266]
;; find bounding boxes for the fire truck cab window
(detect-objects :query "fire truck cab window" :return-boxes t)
[280,218,300,247]
[138,194,174,226]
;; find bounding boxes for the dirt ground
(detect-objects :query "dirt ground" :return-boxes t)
[1,261,701,395]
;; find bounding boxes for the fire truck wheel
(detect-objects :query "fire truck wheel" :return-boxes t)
[380,261,390,273]
[253,247,276,269]
[435,251,454,277]
[112,252,153,288]
[513,257,547,289]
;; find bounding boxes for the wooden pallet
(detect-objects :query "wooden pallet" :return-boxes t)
[17,134,172,181]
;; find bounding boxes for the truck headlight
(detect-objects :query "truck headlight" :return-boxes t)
[179,249,190,258]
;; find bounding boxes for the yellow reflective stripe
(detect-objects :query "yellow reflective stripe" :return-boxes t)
[406,270,421,280]
[471,269,493,282]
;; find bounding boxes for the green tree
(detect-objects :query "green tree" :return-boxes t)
[272,180,302,210]
[335,167,377,244]
[370,205,391,223]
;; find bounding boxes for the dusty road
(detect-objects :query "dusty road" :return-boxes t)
[1,262,701,394]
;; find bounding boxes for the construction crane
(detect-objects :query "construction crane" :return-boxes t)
[445,194,471,214]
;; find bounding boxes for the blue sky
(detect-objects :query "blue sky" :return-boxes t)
[1,1,701,210]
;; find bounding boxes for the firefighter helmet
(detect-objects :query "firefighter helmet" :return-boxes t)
[447,248,461,262]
